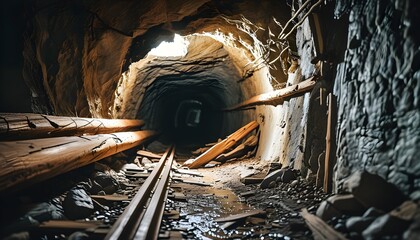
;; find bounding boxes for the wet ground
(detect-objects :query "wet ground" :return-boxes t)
[162,157,329,239]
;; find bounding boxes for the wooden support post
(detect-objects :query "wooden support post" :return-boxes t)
[0,130,157,192]
[224,76,316,111]
[0,113,145,140]
[323,93,336,193]
[185,121,259,169]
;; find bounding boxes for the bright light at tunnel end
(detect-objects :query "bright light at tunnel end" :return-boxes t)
[148,34,189,57]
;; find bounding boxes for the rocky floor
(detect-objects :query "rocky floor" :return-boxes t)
[164,157,329,239]
[0,151,332,240]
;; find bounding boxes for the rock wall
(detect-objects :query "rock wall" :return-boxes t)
[334,0,420,194]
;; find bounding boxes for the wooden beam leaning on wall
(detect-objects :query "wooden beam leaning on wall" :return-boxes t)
[0,130,157,192]
[0,113,145,140]
[185,121,259,169]
[224,76,317,111]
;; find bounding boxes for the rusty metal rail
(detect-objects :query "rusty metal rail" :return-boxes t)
[105,146,175,240]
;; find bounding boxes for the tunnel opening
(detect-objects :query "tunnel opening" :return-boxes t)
[138,77,226,147]
[121,33,252,150]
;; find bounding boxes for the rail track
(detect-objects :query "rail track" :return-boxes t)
[106,146,175,240]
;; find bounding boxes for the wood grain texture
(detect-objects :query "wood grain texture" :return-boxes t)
[301,208,347,240]
[185,121,259,169]
[0,113,144,140]
[0,130,156,192]
[225,77,316,111]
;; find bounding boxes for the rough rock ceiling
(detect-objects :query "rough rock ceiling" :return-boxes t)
[23,0,293,118]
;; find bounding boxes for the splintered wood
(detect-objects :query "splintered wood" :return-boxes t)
[185,121,259,169]
[0,113,144,140]
[0,130,157,192]
[225,77,316,111]
[301,208,347,240]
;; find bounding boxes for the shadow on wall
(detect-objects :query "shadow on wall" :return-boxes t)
[0,1,31,112]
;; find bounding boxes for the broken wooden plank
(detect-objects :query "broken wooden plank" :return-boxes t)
[241,177,264,185]
[301,208,347,240]
[185,121,259,169]
[124,172,150,178]
[214,209,266,222]
[91,194,129,202]
[174,169,203,177]
[0,130,157,192]
[136,149,162,159]
[216,135,258,162]
[182,179,212,186]
[39,220,101,230]
[0,113,144,140]
[220,221,240,230]
[225,77,316,111]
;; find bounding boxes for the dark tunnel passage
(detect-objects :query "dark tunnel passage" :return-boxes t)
[138,77,229,146]
[119,34,250,149]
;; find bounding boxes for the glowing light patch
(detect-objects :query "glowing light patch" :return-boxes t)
[148,34,189,57]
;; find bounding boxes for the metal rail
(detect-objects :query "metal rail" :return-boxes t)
[105,146,175,240]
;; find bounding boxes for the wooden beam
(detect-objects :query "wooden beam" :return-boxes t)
[323,93,336,193]
[185,121,259,169]
[224,77,316,111]
[301,208,347,240]
[214,209,265,223]
[0,113,145,140]
[0,130,157,192]
[216,135,258,162]
[136,150,163,159]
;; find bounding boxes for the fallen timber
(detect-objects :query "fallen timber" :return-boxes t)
[224,76,316,111]
[0,130,157,192]
[185,120,259,169]
[0,113,145,140]
[106,146,175,240]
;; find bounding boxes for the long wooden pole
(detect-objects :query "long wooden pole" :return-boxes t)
[0,130,157,192]
[185,121,259,169]
[0,113,145,140]
[224,76,316,111]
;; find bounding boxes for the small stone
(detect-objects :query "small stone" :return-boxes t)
[363,207,385,218]
[316,200,342,221]
[68,231,89,240]
[326,194,366,216]
[97,190,106,196]
[363,214,410,239]
[346,216,376,233]
[89,180,103,195]
[141,157,152,164]
[281,169,296,183]
[334,223,346,232]
[25,201,64,222]
[268,181,276,188]
[63,187,94,220]
[93,172,119,194]
[410,190,420,201]
[290,180,299,188]
[260,169,283,189]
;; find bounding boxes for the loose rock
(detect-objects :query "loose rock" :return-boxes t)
[63,187,94,220]
[343,170,407,211]
[363,214,410,239]
[346,216,376,233]
[93,172,119,194]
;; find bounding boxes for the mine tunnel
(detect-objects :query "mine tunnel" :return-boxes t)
[0,0,420,239]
